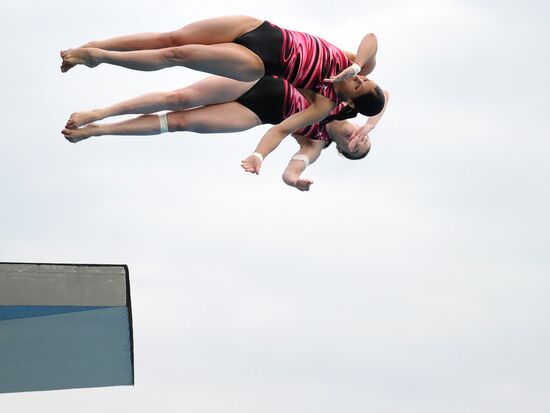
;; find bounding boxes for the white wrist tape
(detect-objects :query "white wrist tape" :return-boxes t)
[158,113,169,134]
[351,62,361,75]
[291,154,310,167]
[251,152,264,163]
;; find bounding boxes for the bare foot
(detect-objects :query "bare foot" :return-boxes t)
[60,48,100,73]
[65,109,103,129]
[62,124,98,143]
[59,50,74,72]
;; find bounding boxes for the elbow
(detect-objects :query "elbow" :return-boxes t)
[276,126,293,137]
[270,125,292,140]
[365,33,377,41]
[282,171,296,187]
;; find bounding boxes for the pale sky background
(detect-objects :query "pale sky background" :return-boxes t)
[1,0,549,411]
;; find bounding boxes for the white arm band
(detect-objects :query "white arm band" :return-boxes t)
[291,154,310,167]
[158,113,169,134]
[251,152,264,163]
[351,62,362,75]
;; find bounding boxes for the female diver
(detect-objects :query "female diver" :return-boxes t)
[62,75,389,191]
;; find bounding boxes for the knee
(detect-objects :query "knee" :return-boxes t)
[167,112,191,132]
[166,90,191,110]
[159,31,183,47]
[161,45,193,65]
[168,113,182,132]
[171,114,208,133]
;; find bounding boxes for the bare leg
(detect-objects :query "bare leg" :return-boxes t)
[61,16,263,71]
[66,76,257,128]
[82,16,263,51]
[61,43,264,81]
[62,102,262,143]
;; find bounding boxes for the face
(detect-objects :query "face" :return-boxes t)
[345,134,371,158]
[326,121,371,159]
[334,75,378,100]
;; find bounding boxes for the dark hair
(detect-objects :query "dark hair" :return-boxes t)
[319,104,358,126]
[320,85,385,126]
[353,85,385,116]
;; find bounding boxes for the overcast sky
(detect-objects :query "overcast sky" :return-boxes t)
[1,0,549,411]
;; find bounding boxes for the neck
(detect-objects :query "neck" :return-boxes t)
[332,82,347,101]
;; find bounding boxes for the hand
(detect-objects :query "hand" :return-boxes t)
[241,155,262,174]
[347,124,373,151]
[294,179,313,191]
[324,64,359,84]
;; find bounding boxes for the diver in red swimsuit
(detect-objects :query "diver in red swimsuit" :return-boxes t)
[61,75,389,191]
[60,16,385,122]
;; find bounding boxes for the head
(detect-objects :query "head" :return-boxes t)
[326,121,371,160]
[334,75,385,116]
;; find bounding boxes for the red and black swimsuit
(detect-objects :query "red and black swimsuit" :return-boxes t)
[236,76,332,144]
[234,21,352,104]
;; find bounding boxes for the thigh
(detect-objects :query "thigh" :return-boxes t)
[174,43,264,81]
[174,76,257,108]
[168,102,262,133]
[171,16,264,45]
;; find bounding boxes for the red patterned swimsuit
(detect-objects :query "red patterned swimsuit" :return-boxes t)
[236,76,335,143]
[234,21,352,104]
[281,79,340,143]
[279,26,352,103]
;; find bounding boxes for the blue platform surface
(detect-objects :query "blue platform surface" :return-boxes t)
[0,306,133,393]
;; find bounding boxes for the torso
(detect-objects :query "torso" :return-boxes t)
[234,21,352,104]
[278,26,352,103]
[235,76,332,143]
[283,86,334,143]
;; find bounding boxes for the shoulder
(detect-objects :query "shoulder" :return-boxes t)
[311,93,337,112]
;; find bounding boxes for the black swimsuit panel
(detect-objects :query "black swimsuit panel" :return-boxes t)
[236,76,285,125]
[234,21,284,76]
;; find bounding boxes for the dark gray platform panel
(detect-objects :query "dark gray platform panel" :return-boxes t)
[0,263,134,393]
[0,263,127,306]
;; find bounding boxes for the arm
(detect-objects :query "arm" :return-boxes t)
[282,137,324,191]
[241,95,334,174]
[348,90,389,150]
[354,33,378,76]
[325,33,379,83]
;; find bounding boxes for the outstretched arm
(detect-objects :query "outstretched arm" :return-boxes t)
[241,95,334,174]
[282,137,324,191]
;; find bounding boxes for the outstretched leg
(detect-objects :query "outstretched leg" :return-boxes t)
[61,43,264,81]
[66,76,257,129]
[82,16,263,51]
[62,102,262,143]
[61,16,263,71]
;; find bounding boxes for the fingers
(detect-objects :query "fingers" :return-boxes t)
[296,179,313,191]
[240,161,260,175]
[347,136,361,151]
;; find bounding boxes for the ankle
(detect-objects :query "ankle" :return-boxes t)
[91,108,105,122]
[86,123,100,137]
[82,40,99,48]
